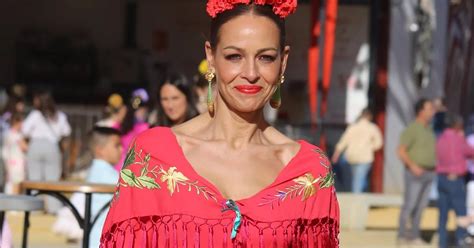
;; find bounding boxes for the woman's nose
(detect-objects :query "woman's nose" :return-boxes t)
[241,60,259,83]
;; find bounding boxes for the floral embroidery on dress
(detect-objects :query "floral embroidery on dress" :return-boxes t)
[159,166,217,201]
[118,143,217,202]
[259,148,335,209]
[259,171,335,209]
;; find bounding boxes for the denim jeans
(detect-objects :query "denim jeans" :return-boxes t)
[437,174,468,248]
[334,154,353,192]
[351,163,371,193]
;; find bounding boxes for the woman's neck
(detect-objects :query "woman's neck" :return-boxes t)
[206,95,269,149]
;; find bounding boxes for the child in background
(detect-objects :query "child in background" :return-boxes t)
[52,126,122,246]
[96,93,126,130]
[2,112,27,194]
[117,88,149,171]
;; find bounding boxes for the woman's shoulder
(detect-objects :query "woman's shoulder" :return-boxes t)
[132,126,178,155]
[294,140,333,174]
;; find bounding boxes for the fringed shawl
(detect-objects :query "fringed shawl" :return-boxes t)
[101,127,339,247]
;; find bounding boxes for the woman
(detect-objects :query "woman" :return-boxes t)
[152,73,199,127]
[101,1,339,247]
[115,88,150,171]
[22,90,71,213]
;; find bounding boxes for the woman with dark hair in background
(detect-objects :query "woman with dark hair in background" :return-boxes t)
[151,73,198,127]
[21,90,71,214]
[115,89,150,171]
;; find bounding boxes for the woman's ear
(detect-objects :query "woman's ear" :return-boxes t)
[205,41,216,72]
[280,45,290,75]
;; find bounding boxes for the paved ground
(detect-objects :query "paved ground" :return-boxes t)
[6,207,455,247]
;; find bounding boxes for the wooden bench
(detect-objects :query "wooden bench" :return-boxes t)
[337,193,402,230]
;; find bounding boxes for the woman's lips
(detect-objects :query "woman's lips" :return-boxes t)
[234,85,263,94]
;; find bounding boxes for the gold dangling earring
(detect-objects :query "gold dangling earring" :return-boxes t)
[270,75,284,109]
[205,70,215,113]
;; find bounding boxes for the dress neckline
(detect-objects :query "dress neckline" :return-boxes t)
[166,127,305,204]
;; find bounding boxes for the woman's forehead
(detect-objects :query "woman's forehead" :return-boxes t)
[217,14,280,49]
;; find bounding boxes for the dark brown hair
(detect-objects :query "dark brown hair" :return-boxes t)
[155,72,198,127]
[209,4,286,51]
[34,90,57,119]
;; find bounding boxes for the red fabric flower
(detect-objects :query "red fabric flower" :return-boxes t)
[206,0,297,19]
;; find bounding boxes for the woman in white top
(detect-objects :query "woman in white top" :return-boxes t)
[22,90,71,214]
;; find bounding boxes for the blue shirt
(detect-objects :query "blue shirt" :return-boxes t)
[87,159,119,247]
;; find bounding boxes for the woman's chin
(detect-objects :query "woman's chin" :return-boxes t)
[229,103,265,114]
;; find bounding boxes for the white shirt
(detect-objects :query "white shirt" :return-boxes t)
[22,110,71,143]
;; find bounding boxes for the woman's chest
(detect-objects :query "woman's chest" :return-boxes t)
[184,148,286,200]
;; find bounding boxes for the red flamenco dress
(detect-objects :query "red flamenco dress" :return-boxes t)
[100,127,340,247]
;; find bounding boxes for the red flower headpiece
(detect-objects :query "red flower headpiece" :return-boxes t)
[206,0,297,19]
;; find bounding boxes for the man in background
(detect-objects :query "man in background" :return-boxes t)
[397,99,436,245]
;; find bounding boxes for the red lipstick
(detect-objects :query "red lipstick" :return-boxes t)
[235,85,263,94]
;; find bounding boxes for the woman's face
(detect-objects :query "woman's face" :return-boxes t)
[205,14,290,113]
[160,83,188,124]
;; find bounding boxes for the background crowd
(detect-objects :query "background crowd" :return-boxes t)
[0,61,210,247]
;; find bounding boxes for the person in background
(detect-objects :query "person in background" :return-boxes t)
[52,127,122,246]
[2,112,27,194]
[331,108,383,193]
[0,93,27,188]
[152,73,198,127]
[1,95,25,125]
[467,114,474,176]
[464,114,474,237]
[432,97,447,137]
[436,113,474,248]
[22,90,71,214]
[116,89,149,171]
[194,60,211,114]
[397,98,436,246]
[96,93,126,130]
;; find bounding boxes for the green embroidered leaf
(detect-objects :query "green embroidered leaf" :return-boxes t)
[138,176,160,189]
[140,166,147,177]
[121,169,139,187]
[319,172,335,189]
[122,144,136,169]
[144,153,151,162]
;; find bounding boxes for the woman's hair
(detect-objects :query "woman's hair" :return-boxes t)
[121,89,149,135]
[104,93,124,118]
[34,90,57,119]
[155,73,198,127]
[209,3,286,51]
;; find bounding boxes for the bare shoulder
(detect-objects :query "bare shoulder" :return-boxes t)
[262,126,301,161]
[171,114,209,145]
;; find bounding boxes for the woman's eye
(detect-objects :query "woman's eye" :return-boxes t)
[225,54,242,61]
[259,55,276,62]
